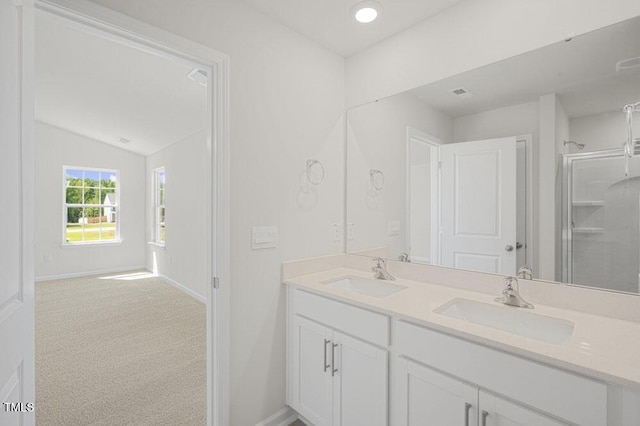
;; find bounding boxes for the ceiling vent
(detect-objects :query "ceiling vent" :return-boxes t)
[187,68,208,86]
[449,87,473,99]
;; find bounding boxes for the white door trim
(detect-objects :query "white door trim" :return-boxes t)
[516,134,535,271]
[31,1,230,425]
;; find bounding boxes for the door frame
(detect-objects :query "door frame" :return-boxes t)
[30,1,230,424]
[405,127,441,264]
[516,134,534,271]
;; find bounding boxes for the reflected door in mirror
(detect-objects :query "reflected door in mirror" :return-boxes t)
[439,137,517,274]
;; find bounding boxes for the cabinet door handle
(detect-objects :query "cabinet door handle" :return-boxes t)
[331,343,338,376]
[481,410,489,426]
[323,339,330,372]
[464,403,472,426]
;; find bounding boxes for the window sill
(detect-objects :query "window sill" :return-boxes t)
[61,240,122,249]
[147,241,166,248]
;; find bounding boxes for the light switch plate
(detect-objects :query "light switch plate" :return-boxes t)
[252,226,277,249]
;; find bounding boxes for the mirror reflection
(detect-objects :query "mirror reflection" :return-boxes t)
[346,16,640,294]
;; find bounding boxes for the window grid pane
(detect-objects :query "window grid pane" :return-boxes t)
[64,167,119,244]
[154,168,166,244]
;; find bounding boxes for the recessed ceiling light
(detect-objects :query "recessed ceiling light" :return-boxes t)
[352,1,381,24]
[187,67,208,87]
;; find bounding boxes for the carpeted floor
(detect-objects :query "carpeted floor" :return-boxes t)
[36,271,206,425]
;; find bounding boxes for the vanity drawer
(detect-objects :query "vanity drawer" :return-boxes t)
[395,320,607,426]
[293,289,389,347]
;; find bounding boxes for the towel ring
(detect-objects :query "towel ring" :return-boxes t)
[306,159,325,186]
[370,169,384,190]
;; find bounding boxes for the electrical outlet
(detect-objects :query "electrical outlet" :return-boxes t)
[347,223,356,240]
[332,223,343,242]
[43,254,51,262]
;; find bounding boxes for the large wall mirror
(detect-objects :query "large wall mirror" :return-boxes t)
[346,15,640,294]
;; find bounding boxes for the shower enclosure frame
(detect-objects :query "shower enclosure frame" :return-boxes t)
[561,148,622,284]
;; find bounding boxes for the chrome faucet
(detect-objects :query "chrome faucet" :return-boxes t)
[372,257,395,281]
[517,265,533,280]
[496,276,534,309]
[398,252,410,263]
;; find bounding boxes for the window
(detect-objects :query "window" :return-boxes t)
[154,167,166,244]
[64,166,119,244]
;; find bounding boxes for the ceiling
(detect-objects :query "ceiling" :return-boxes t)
[410,16,640,119]
[35,13,207,156]
[240,0,465,57]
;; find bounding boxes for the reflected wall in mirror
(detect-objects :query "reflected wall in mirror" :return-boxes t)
[346,15,640,294]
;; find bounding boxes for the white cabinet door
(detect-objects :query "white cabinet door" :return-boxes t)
[479,391,569,426]
[396,359,477,426]
[292,316,333,426]
[440,137,517,275]
[332,331,387,426]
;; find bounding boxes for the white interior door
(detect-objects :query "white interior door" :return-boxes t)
[406,130,440,265]
[440,137,517,275]
[0,0,35,425]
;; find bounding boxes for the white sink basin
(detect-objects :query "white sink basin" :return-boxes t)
[434,298,574,345]
[324,276,407,298]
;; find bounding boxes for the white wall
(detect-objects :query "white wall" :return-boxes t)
[536,94,570,281]
[35,121,146,279]
[554,99,570,281]
[346,0,640,107]
[453,102,539,143]
[346,91,453,258]
[146,131,207,299]
[570,110,640,152]
[84,1,345,424]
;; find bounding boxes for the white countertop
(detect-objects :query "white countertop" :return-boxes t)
[284,266,640,389]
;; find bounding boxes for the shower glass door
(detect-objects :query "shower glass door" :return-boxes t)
[563,149,640,293]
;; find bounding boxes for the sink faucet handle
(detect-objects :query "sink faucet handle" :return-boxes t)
[504,276,518,290]
[517,265,533,280]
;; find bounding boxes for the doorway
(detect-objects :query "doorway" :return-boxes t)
[406,131,533,275]
[26,1,229,424]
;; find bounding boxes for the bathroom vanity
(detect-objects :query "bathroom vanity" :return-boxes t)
[283,255,640,426]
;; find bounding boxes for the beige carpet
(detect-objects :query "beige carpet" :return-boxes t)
[36,271,206,426]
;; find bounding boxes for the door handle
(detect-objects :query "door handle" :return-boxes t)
[481,410,489,426]
[516,242,523,249]
[505,245,514,252]
[464,403,472,426]
[323,339,330,372]
[331,343,338,376]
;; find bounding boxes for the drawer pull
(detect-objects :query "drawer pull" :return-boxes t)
[323,339,330,372]
[332,343,338,376]
[481,410,489,426]
[464,403,472,426]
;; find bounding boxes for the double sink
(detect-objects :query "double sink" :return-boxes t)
[323,276,574,345]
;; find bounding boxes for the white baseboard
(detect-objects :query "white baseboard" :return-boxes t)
[158,274,206,304]
[255,407,299,426]
[35,265,146,282]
